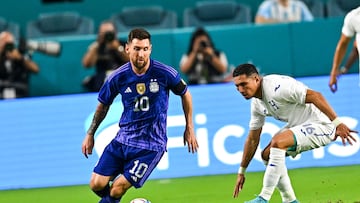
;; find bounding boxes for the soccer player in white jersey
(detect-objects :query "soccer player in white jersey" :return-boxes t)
[232,63,357,203]
[329,6,360,93]
[81,28,199,203]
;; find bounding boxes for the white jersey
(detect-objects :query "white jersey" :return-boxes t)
[342,6,360,57]
[249,74,330,130]
[256,0,314,22]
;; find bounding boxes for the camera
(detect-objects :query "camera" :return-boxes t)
[3,39,61,57]
[104,31,115,43]
[200,40,209,48]
[24,40,62,57]
[4,43,15,52]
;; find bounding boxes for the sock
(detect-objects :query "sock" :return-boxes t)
[99,195,121,203]
[94,184,110,198]
[277,170,297,203]
[259,147,286,200]
[262,159,268,166]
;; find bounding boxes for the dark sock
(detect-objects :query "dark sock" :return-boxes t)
[93,184,110,198]
[98,195,121,203]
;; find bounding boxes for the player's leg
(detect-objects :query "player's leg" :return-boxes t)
[92,140,126,203]
[261,142,297,203]
[90,173,124,203]
[105,146,164,202]
[276,122,334,203]
[108,175,132,200]
[254,129,295,201]
[276,169,297,203]
[120,146,164,190]
[90,172,113,197]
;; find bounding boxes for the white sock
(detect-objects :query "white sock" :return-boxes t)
[277,170,297,202]
[259,148,286,200]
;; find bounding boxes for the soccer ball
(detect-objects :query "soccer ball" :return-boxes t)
[129,198,151,203]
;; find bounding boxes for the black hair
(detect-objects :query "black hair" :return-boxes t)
[127,28,151,43]
[98,20,117,33]
[186,27,215,54]
[232,63,259,77]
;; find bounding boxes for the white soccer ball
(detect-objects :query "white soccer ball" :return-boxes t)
[129,198,151,203]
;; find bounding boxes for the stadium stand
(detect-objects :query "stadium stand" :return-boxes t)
[303,0,326,18]
[110,6,178,32]
[26,11,94,39]
[0,17,20,39]
[326,0,360,17]
[183,1,252,27]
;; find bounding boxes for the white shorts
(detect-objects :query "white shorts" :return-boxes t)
[285,122,335,158]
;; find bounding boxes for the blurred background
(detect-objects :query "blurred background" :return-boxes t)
[0,0,359,199]
[0,0,358,96]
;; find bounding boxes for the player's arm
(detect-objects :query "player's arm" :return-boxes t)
[341,42,358,74]
[233,128,262,198]
[305,89,357,145]
[180,89,199,153]
[329,33,352,92]
[82,102,110,158]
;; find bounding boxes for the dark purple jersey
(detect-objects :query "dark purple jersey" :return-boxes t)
[98,59,186,151]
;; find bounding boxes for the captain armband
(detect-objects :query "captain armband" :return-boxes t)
[173,79,187,95]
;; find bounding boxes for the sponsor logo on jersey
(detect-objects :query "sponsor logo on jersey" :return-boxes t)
[131,175,138,182]
[125,87,132,93]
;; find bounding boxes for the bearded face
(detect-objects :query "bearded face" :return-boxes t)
[126,38,152,73]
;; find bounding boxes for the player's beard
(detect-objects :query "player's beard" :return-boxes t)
[133,57,148,70]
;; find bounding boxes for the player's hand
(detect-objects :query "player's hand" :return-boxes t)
[82,134,95,158]
[328,74,338,93]
[333,123,358,146]
[233,173,246,198]
[183,128,199,153]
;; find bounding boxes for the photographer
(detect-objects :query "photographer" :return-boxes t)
[82,21,129,92]
[180,27,228,85]
[0,31,39,99]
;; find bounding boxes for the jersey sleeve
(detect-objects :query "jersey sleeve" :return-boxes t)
[342,11,356,37]
[249,100,265,130]
[98,76,119,105]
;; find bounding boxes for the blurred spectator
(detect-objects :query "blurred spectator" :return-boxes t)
[82,21,129,92]
[180,27,228,85]
[0,31,39,99]
[255,0,314,24]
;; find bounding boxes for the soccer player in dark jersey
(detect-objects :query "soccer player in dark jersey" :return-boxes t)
[82,28,199,203]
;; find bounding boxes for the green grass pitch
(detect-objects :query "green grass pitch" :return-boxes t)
[0,165,359,203]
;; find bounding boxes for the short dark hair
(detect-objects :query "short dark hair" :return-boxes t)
[232,63,259,77]
[127,28,151,43]
[187,27,215,54]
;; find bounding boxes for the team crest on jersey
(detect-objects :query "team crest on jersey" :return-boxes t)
[149,79,159,93]
[136,83,146,95]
